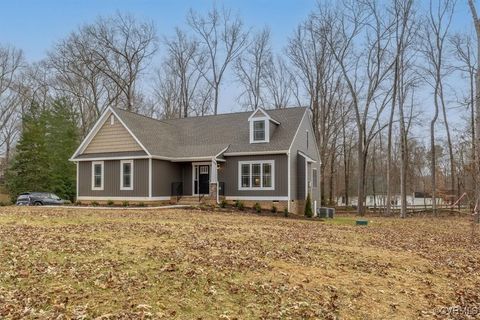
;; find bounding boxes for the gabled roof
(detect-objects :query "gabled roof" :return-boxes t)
[73,106,308,160]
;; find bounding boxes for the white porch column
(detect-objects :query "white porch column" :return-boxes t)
[210,158,219,204]
[211,158,218,183]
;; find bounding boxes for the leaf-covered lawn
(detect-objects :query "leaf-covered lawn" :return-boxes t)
[0,207,479,319]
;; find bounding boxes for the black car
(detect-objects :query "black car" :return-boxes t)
[16,192,64,206]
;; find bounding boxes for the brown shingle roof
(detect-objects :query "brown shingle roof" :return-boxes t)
[112,107,307,158]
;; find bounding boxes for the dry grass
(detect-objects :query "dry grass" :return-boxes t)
[0,207,479,319]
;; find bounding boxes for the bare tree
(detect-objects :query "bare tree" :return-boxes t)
[164,28,211,117]
[467,0,480,221]
[451,34,477,161]
[83,13,158,111]
[235,28,272,110]
[324,0,395,215]
[386,0,417,218]
[187,5,249,115]
[264,56,293,109]
[421,0,456,215]
[288,8,346,204]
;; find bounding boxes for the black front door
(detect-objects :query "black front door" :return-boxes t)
[198,165,210,194]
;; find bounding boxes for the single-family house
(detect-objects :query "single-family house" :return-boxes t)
[70,106,321,214]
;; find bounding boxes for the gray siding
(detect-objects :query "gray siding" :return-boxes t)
[182,163,192,195]
[220,154,288,197]
[289,111,321,202]
[152,160,182,196]
[78,159,149,197]
[297,154,306,199]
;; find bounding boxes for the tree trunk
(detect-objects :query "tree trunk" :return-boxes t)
[431,93,439,216]
[357,130,366,215]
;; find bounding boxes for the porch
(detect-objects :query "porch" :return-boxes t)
[167,160,225,202]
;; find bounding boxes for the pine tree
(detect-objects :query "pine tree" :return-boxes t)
[46,99,79,201]
[6,99,79,201]
[6,102,50,200]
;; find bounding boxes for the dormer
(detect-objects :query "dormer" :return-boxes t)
[248,108,280,144]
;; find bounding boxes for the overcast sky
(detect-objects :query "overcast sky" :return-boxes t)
[0,0,476,127]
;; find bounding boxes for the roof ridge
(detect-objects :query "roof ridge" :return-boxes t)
[113,106,308,124]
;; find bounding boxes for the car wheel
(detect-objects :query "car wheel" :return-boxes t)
[34,201,43,206]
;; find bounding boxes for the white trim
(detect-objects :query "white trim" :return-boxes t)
[148,158,152,198]
[247,108,280,125]
[72,155,148,162]
[70,107,151,160]
[73,152,287,162]
[287,151,291,212]
[287,109,308,155]
[76,162,79,200]
[238,160,275,191]
[298,151,317,163]
[71,109,112,159]
[77,196,171,201]
[120,160,134,191]
[250,117,270,144]
[192,162,211,196]
[223,150,288,156]
[215,146,229,160]
[109,108,151,157]
[225,196,288,201]
[91,161,104,191]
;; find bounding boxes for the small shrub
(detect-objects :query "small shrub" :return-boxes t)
[305,193,313,218]
[234,200,240,208]
[237,201,244,211]
[271,205,278,213]
[107,200,114,206]
[75,200,82,206]
[254,202,262,213]
[122,201,129,207]
[91,201,99,207]
[284,208,289,217]
[63,200,72,205]
[220,199,227,208]
[137,202,146,207]
[0,201,7,206]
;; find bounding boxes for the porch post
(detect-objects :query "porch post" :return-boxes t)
[210,158,219,204]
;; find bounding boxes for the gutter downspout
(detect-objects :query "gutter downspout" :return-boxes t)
[287,151,291,212]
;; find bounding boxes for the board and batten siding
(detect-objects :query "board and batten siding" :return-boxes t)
[84,113,143,154]
[220,154,288,197]
[78,159,149,197]
[289,111,321,202]
[297,154,306,200]
[152,159,183,197]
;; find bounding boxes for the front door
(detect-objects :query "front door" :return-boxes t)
[194,164,210,195]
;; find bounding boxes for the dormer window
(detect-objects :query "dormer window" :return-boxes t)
[248,108,280,144]
[253,120,266,141]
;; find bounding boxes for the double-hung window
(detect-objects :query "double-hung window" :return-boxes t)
[253,120,266,142]
[238,160,274,190]
[120,160,134,190]
[92,161,104,191]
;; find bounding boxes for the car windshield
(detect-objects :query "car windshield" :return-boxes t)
[51,194,60,200]
[17,195,29,200]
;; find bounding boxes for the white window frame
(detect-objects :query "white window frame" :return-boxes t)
[238,160,275,191]
[120,160,134,191]
[110,114,115,125]
[249,117,270,143]
[91,161,104,191]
